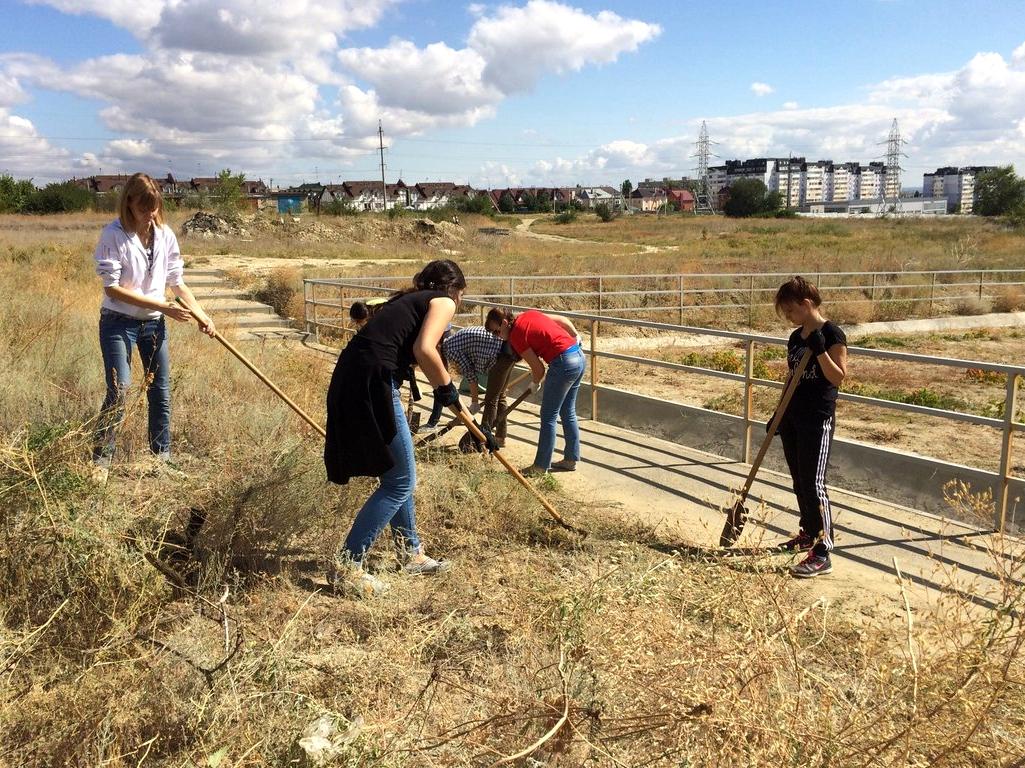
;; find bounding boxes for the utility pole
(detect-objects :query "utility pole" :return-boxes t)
[378,120,388,212]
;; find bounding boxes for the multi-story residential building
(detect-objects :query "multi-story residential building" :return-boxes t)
[922,166,996,213]
[707,166,729,197]
[857,162,885,199]
[768,157,803,207]
[825,162,851,202]
[801,161,829,204]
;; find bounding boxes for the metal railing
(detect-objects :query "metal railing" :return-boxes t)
[313,268,1025,327]
[304,277,1025,532]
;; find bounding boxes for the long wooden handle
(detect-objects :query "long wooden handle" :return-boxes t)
[452,407,586,536]
[177,297,327,438]
[737,348,814,502]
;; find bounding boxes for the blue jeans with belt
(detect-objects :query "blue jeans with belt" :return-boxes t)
[341,381,422,561]
[94,308,172,460]
[534,345,586,469]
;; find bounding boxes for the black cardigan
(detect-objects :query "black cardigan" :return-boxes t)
[324,290,446,484]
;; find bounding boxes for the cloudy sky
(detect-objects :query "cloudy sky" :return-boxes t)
[2,0,1025,188]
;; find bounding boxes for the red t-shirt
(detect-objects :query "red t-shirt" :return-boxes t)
[508,310,576,363]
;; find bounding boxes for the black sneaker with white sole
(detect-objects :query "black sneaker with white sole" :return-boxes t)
[790,553,832,579]
[780,532,815,553]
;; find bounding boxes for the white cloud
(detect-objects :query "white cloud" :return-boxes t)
[27,0,164,32]
[468,0,661,93]
[783,101,799,110]
[154,0,398,57]
[750,82,774,97]
[1012,41,1025,67]
[0,109,71,178]
[338,41,501,116]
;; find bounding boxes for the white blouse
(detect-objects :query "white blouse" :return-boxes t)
[94,219,184,319]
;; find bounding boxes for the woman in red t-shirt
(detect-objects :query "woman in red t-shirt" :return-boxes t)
[485,308,585,475]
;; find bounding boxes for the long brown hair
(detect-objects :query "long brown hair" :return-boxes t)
[392,259,466,301]
[118,173,165,234]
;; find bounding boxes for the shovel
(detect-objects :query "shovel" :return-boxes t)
[719,348,813,548]
[458,373,542,453]
[416,371,531,447]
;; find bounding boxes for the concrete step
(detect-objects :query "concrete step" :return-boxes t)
[190,287,249,300]
[184,268,223,278]
[235,329,309,342]
[217,313,295,329]
[202,298,275,315]
[185,274,225,286]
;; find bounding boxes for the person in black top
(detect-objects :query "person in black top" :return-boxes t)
[772,276,848,578]
[325,259,487,597]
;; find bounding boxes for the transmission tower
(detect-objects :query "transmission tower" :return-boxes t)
[691,121,718,214]
[879,118,907,214]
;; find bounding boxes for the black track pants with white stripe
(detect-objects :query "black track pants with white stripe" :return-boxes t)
[779,415,835,557]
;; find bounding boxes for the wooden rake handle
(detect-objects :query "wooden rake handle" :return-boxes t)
[176,297,327,438]
[737,348,814,502]
[450,406,586,536]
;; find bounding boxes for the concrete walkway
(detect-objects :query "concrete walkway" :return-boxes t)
[414,395,1021,616]
[185,268,307,341]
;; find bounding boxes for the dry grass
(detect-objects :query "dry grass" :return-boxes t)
[2,216,1025,766]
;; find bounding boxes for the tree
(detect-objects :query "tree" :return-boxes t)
[975,166,1025,217]
[594,202,614,222]
[520,191,538,212]
[763,190,784,214]
[213,168,246,216]
[455,193,495,216]
[722,179,770,217]
[0,175,36,213]
[621,179,633,199]
[20,181,93,214]
[498,191,515,213]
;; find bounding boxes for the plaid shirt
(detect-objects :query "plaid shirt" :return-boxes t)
[443,326,503,380]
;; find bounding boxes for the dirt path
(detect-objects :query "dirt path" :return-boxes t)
[187,254,417,273]
[516,216,678,255]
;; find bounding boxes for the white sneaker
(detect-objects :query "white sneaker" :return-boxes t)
[396,542,451,575]
[327,558,390,598]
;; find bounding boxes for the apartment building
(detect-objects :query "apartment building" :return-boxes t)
[921,166,995,213]
[801,161,829,204]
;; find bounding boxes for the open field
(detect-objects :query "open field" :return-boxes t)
[2,213,1025,765]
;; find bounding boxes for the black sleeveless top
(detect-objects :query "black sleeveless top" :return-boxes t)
[324,289,449,484]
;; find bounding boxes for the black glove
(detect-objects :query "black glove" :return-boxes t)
[807,329,827,356]
[480,424,500,453]
[434,382,461,409]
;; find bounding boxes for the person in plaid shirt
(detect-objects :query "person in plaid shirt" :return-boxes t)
[423,326,504,429]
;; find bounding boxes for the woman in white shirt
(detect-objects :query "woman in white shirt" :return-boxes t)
[93,173,215,472]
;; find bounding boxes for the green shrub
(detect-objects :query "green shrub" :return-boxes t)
[594,202,614,222]
[0,174,36,213]
[20,182,93,214]
[554,209,577,224]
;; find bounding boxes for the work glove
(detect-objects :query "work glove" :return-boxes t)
[434,382,461,409]
[480,424,500,453]
[807,329,827,356]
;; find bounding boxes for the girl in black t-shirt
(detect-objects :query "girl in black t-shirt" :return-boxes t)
[772,277,848,578]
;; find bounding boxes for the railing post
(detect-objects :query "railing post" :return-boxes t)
[678,274,684,326]
[479,304,485,324]
[590,319,599,422]
[509,277,514,307]
[748,275,755,329]
[303,280,311,335]
[311,281,320,345]
[929,273,937,315]
[870,272,877,301]
[743,340,755,464]
[979,270,984,301]
[995,373,1020,533]
[597,276,603,316]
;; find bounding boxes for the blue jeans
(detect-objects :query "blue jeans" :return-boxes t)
[342,383,422,561]
[534,346,585,469]
[94,309,171,459]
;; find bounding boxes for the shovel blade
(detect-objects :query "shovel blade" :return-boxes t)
[458,431,484,454]
[719,500,748,548]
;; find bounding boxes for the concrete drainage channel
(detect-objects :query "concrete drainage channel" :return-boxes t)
[185,269,307,342]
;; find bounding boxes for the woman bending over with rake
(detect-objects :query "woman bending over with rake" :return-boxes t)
[325,259,476,598]
[485,307,584,476]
